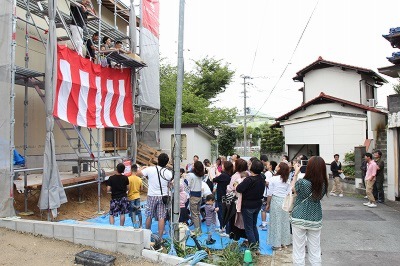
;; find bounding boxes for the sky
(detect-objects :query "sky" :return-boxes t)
[143,0,400,118]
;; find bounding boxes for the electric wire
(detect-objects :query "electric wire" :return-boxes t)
[250,0,319,120]
[249,1,270,76]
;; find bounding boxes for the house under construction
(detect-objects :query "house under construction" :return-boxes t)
[0,0,162,217]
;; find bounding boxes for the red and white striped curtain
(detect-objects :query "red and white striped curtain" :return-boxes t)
[54,45,134,128]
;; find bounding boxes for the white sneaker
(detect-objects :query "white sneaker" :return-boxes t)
[260,224,268,231]
[339,194,343,197]
[368,203,377,208]
[330,192,337,196]
[219,232,229,237]
[363,202,371,206]
[364,196,368,199]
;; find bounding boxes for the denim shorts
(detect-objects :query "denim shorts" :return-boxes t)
[129,198,141,217]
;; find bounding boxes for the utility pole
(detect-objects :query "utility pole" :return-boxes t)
[173,0,185,238]
[241,75,252,156]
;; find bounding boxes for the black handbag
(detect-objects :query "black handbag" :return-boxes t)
[156,166,169,205]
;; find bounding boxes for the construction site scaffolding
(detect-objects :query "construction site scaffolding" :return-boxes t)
[9,0,152,217]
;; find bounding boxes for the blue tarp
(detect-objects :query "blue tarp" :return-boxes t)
[13,149,25,165]
[61,204,274,255]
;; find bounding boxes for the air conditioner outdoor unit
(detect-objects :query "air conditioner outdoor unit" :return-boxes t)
[368,99,376,107]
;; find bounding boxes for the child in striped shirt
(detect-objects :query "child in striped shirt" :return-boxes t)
[204,194,219,245]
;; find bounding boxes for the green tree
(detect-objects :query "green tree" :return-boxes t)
[260,125,284,153]
[190,57,235,100]
[252,127,261,146]
[218,126,238,157]
[160,59,236,128]
[236,125,263,148]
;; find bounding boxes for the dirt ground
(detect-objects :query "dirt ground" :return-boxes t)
[13,182,147,221]
[10,183,290,265]
[0,227,157,266]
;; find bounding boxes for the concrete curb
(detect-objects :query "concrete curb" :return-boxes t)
[0,218,150,258]
[0,218,216,264]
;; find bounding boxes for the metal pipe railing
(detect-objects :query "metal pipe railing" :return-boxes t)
[14,167,43,173]
[64,180,98,190]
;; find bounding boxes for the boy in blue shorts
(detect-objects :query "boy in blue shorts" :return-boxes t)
[107,163,130,226]
[128,164,143,228]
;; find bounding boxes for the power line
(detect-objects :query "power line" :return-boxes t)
[249,1,269,76]
[251,0,319,119]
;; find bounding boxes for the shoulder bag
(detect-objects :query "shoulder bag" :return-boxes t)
[282,183,296,212]
[156,166,169,205]
[283,190,312,213]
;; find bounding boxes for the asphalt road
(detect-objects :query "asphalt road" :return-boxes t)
[320,194,400,266]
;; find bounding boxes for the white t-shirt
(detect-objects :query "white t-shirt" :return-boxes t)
[263,171,274,197]
[141,166,172,196]
[267,175,291,197]
[265,171,274,183]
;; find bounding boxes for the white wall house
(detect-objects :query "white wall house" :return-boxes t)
[275,57,387,164]
[378,64,400,201]
[295,57,384,107]
[159,124,216,168]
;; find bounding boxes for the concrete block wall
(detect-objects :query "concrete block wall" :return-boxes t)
[0,218,151,258]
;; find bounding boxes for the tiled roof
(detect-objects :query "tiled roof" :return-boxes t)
[293,56,388,84]
[275,92,386,121]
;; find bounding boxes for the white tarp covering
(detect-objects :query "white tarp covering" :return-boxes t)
[139,0,160,110]
[0,0,16,217]
[38,0,67,218]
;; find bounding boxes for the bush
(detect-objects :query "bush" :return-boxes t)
[343,165,355,177]
[343,151,355,177]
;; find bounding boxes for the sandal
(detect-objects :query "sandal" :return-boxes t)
[272,246,282,251]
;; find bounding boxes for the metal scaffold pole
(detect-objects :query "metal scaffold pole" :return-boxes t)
[173,0,185,237]
[97,0,102,62]
[22,3,33,215]
[129,0,137,163]
[9,0,17,217]
[97,129,102,214]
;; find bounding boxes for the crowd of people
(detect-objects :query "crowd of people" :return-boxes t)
[105,152,335,265]
[104,149,385,265]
